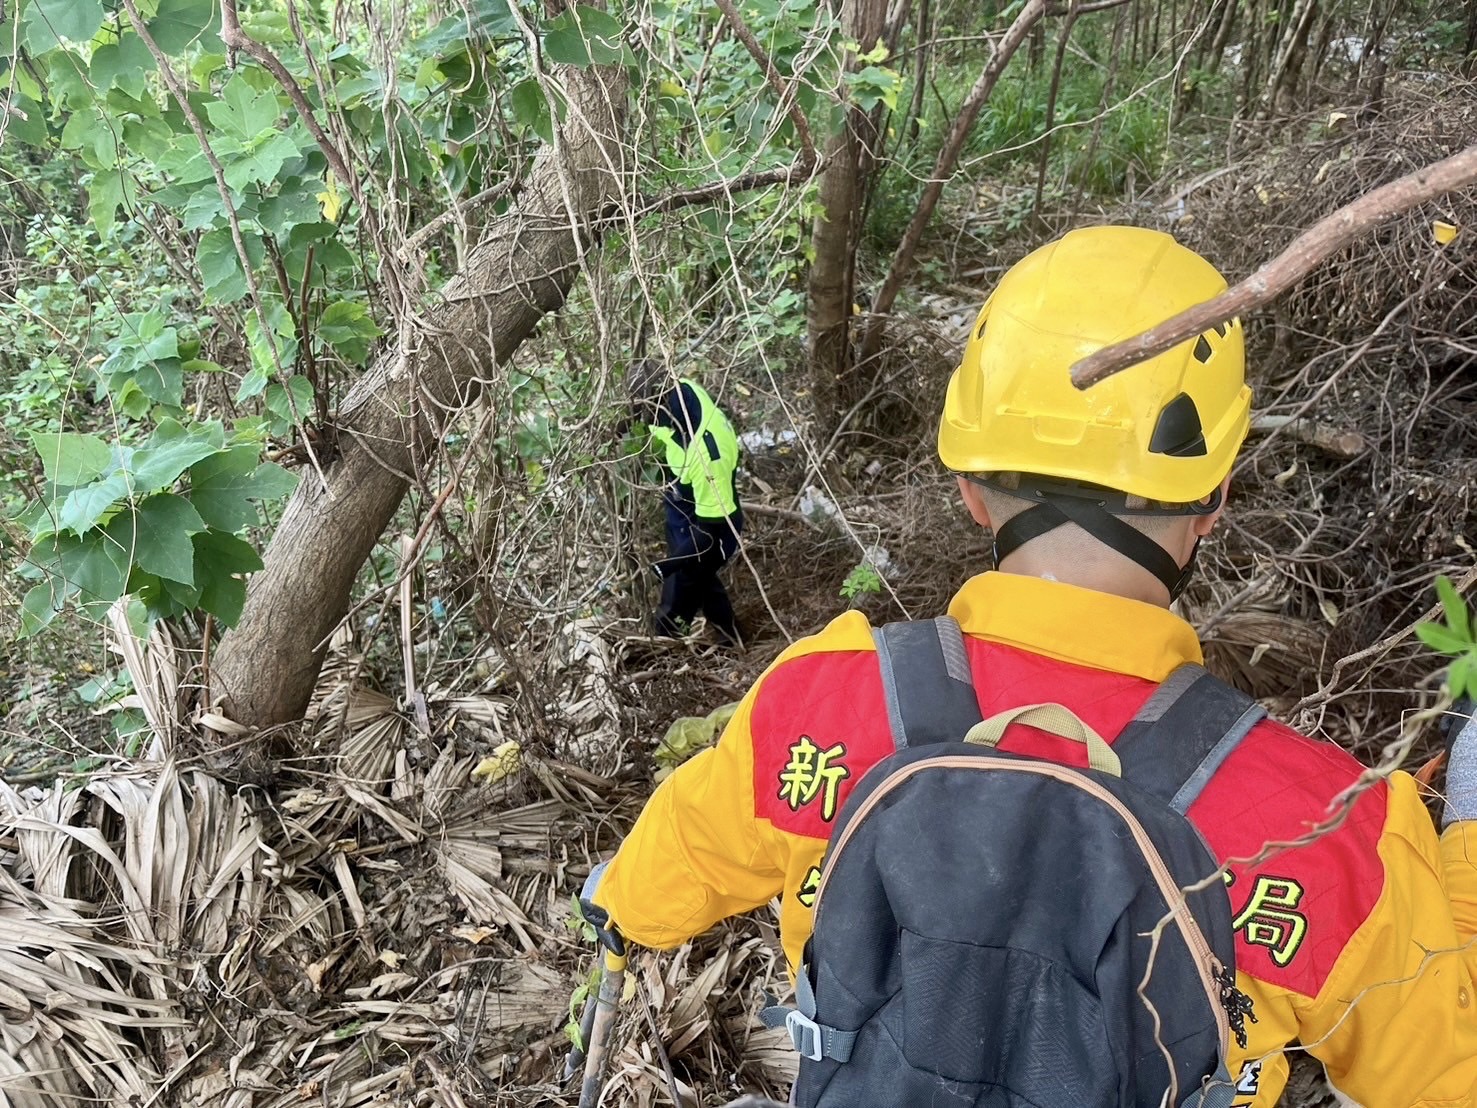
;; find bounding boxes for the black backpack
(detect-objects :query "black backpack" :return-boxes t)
[764,617,1260,1108]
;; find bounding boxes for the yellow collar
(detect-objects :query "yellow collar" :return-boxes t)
[947,572,1204,681]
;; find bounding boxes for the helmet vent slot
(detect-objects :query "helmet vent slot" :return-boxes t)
[1149,392,1208,457]
[1192,334,1214,363]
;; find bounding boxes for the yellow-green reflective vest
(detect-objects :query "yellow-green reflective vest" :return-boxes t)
[648,380,740,520]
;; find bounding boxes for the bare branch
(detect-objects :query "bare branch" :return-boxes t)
[863,0,1047,346]
[219,0,357,195]
[1070,142,1477,389]
[712,0,818,170]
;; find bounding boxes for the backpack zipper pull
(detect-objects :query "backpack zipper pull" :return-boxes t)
[1213,960,1257,1049]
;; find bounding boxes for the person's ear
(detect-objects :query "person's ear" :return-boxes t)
[1190,474,1233,538]
[958,475,993,529]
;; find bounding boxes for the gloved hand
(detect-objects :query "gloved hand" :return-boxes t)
[1441,697,1477,827]
[578,862,626,956]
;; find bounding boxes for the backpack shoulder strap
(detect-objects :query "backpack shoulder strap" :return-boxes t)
[1114,664,1267,814]
[872,616,984,748]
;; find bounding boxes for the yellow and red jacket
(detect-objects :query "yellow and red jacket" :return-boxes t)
[595,573,1477,1107]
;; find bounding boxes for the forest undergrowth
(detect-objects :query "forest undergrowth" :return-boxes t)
[1,57,1474,1108]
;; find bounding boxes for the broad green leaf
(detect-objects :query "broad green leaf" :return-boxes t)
[91,35,157,96]
[117,494,207,585]
[265,375,314,429]
[58,472,132,533]
[206,75,282,140]
[128,419,226,490]
[147,0,221,54]
[416,0,517,56]
[52,531,131,606]
[221,129,302,191]
[1416,621,1471,657]
[1436,574,1471,642]
[196,227,265,303]
[134,357,186,407]
[5,95,49,146]
[544,6,627,67]
[193,529,265,625]
[510,78,553,142]
[19,583,61,638]
[189,447,298,531]
[22,0,104,51]
[88,168,137,239]
[30,431,112,487]
[317,300,383,363]
[257,178,323,237]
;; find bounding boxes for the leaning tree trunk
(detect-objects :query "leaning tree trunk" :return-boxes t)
[207,63,629,735]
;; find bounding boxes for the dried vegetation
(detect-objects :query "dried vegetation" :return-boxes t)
[4,82,1476,1107]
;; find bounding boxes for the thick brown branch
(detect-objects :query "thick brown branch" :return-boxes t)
[1070,142,1477,389]
[712,0,817,170]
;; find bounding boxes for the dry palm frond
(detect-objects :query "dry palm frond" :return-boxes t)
[106,598,180,757]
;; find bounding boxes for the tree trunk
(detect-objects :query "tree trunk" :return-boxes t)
[807,0,901,433]
[207,64,629,735]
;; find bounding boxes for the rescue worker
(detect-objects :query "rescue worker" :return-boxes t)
[590,228,1477,1105]
[631,360,744,647]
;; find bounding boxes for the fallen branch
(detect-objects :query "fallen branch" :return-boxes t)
[1249,414,1366,458]
[1070,142,1477,389]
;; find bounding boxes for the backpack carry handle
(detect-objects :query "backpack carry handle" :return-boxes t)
[965,703,1122,777]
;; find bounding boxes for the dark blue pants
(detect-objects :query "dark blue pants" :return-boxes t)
[653,511,742,644]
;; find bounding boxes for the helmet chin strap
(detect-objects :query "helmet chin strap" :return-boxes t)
[975,475,1215,602]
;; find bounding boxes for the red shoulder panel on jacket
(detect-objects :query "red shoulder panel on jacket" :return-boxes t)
[1189,717,1388,999]
[750,651,895,840]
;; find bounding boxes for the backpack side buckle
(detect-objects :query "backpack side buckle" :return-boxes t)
[785,1009,825,1061]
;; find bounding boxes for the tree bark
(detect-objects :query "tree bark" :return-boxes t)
[807,0,893,433]
[207,64,629,734]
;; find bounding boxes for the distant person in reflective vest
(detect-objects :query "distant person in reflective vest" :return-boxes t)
[631,361,744,647]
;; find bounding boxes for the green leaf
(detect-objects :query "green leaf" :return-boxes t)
[5,95,49,146]
[543,5,627,67]
[58,472,132,534]
[109,494,206,585]
[22,0,104,51]
[47,531,131,607]
[189,447,298,531]
[134,357,185,407]
[221,129,302,191]
[1450,655,1477,701]
[265,375,314,428]
[1436,574,1471,642]
[147,0,221,54]
[317,300,383,363]
[206,75,282,140]
[196,227,266,303]
[1416,621,1471,657]
[510,78,553,142]
[30,431,113,487]
[90,35,157,96]
[19,582,61,638]
[128,419,226,490]
[193,529,264,625]
[88,168,138,239]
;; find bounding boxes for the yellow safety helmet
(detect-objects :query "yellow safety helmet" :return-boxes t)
[938,225,1251,505]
